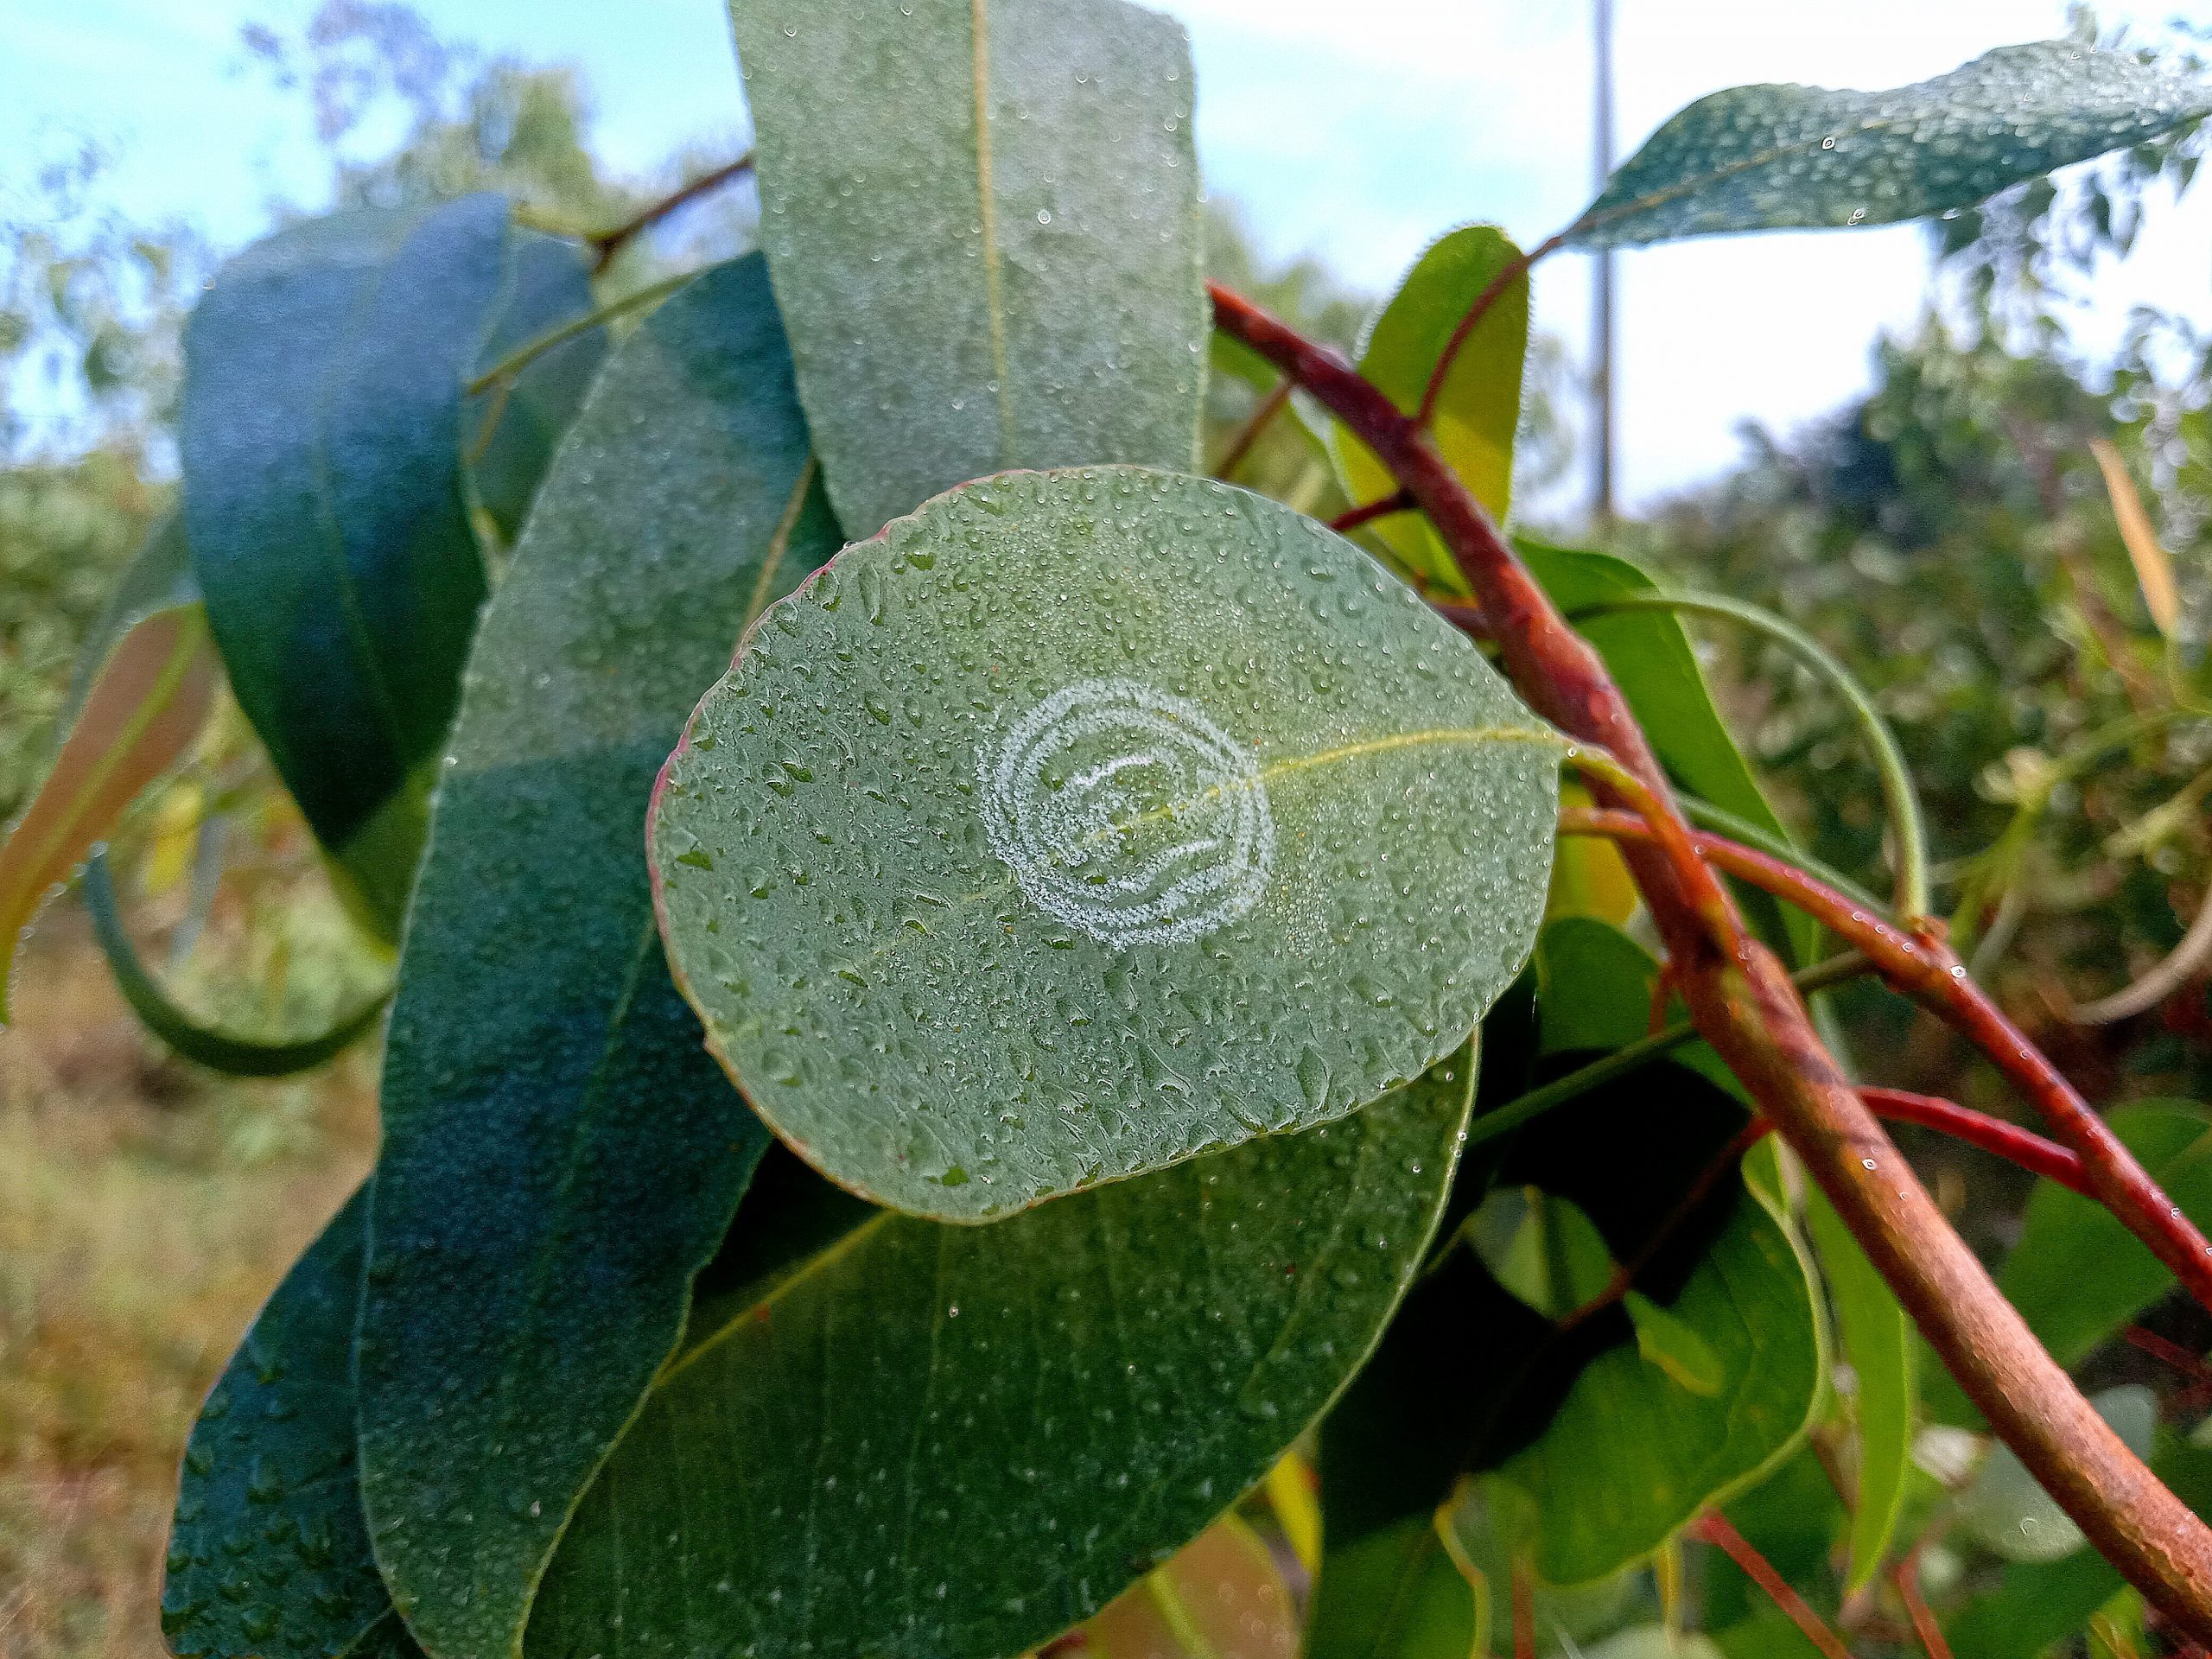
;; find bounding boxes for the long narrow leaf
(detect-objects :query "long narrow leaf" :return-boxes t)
[0,586,214,1020]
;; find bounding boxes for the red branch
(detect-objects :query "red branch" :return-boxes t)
[1859,1089,2088,1196]
[1559,804,2212,1319]
[1414,231,1566,428]
[1694,1514,1853,1659]
[588,154,756,271]
[1211,278,2212,1637]
[1329,488,1414,535]
[1894,1551,1954,1659]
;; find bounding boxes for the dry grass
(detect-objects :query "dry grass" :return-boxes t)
[0,914,375,1659]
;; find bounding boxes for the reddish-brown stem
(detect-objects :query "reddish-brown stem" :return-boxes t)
[1414,231,1567,429]
[1510,1556,1535,1659]
[2126,1325,2212,1389]
[1213,378,1294,480]
[1328,488,1415,535]
[1694,1514,1853,1659]
[1859,1089,2089,1196]
[1560,803,2212,1321]
[1212,278,2212,1638]
[588,153,757,271]
[1894,1551,1953,1659]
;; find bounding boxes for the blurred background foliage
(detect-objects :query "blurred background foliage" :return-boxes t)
[6,3,2212,1656]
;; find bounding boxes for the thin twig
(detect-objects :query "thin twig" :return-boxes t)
[588,152,757,272]
[1894,1550,1953,1659]
[1694,1514,1853,1659]
[1212,378,1292,480]
[1329,488,1414,535]
[465,270,692,397]
[1510,1556,1535,1659]
[1858,1089,2088,1196]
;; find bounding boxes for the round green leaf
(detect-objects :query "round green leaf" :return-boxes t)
[650,466,1563,1219]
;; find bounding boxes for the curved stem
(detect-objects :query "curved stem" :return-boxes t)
[1677,791,1889,918]
[1414,232,1566,429]
[1858,1088,2088,1196]
[1574,588,1930,918]
[1212,276,2212,1637]
[587,152,756,272]
[2070,877,2212,1024]
[81,852,389,1077]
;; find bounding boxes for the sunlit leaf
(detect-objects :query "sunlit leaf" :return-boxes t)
[1997,1103,2212,1369]
[526,1050,1478,1659]
[1334,226,1528,594]
[0,520,213,1020]
[1572,41,2212,249]
[651,467,1562,1219]
[355,257,839,1659]
[727,0,1206,537]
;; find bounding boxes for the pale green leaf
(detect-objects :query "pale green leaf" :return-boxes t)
[1573,41,2212,249]
[1334,226,1528,594]
[728,0,1206,537]
[650,467,1562,1219]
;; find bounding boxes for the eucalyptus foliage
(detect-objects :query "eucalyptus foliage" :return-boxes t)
[4,9,2211,1657]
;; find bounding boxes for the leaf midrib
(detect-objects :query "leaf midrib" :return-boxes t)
[712,721,1564,1044]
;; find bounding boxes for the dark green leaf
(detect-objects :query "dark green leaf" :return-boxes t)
[163,1189,418,1659]
[465,228,607,542]
[1305,1517,1483,1659]
[180,195,519,938]
[355,256,842,1659]
[526,1047,1477,1659]
[1334,226,1528,595]
[651,467,1561,1219]
[1572,41,2212,249]
[1321,922,1819,1586]
[727,0,1206,536]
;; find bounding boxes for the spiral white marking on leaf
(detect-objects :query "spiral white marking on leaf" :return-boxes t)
[980,678,1275,950]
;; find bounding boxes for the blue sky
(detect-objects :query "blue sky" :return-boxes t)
[3,0,2208,512]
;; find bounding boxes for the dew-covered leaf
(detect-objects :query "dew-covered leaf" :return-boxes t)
[180,194,536,938]
[727,0,1206,537]
[1334,226,1527,595]
[526,1048,1477,1659]
[1571,41,2212,249]
[355,257,839,1659]
[651,466,1561,1220]
[464,227,607,542]
[0,518,213,1020]
[163,1188,418,1659]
